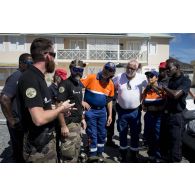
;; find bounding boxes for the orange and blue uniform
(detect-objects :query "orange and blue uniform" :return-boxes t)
[142,85,166,160]
[80,72,114,156]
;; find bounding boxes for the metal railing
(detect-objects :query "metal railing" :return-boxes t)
[57,49,147,61]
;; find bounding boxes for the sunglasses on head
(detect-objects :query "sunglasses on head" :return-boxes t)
[44,52,56,58]
[72,66,84,73]
[105,66,115,72]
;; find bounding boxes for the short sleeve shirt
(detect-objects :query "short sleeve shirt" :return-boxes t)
[113,72,148,109]
[1,70,22,118]
[80,73,114,107]
[17,66,53,135]
[57,76,83,124]
[166,74,191,112]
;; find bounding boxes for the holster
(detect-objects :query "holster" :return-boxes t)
[31,127,54,152]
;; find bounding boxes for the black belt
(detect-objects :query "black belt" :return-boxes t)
[91,106,104,110]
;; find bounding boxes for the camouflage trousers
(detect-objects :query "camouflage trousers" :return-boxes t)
[23,132,57,163]
[60,123,81,163]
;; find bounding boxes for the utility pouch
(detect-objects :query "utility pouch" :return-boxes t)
[32,128,54,151]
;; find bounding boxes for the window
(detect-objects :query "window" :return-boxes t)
[70,40,85,49]
[149,42,157,55]
[127,41,141,51]
[88,38,118,51]
[0,36,5,51]
[9,36,25,51]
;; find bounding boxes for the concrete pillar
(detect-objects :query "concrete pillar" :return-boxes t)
[192,61,195,86]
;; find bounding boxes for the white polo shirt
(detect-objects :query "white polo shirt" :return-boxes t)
[113,73,147,109]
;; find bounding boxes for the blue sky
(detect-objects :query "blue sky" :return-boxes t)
[169,33,195,64]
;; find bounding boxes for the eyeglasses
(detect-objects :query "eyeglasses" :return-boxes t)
[127,67,136,71]
[72,66,84,73]
[127,81,131,90]
[44,52,56,58]
[104,66,115,72]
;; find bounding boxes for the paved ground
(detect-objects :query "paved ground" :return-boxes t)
[0,106,190,163]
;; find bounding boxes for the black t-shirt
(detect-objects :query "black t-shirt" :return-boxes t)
[17,66,54,139]
[57,76,83,124]
[1,69,22,119]
[166,73,191,113]
[49,82,58,104]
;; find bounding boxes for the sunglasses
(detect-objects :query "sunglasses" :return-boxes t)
[105,66,115,72]
[21,60,33,66]
[72,66,84,73]
[44,52,56,58]
[146,74,155,79]
[127,81,131,90]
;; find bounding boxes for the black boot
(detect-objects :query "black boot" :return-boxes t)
[130,150,138,163]
[119,149,127,163]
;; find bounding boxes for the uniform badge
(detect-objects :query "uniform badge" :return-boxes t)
[26,88,37,98]
[59,86,65,93]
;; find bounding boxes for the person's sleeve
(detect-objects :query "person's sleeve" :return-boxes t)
[80,75,91,88]
[142,75,148,88]
[109,81,115,97]
[57,80,69,102]
[2,74,19,98]
[19,77,43,108]
[112,75,119,90]
[178,77,191,95]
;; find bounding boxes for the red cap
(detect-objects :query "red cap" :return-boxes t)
[55,68,67,80]
[159,62,167,69]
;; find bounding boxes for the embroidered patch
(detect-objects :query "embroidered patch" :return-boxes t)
[26,88,37,98]
[59,86,65,93]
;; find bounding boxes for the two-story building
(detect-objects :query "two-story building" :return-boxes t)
[0,33,173,85]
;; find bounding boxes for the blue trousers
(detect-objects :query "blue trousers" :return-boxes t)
[116,104,141,151]
[85,107,107,156]
[144,112,162,158]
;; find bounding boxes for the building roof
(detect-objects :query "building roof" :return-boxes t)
[0,33,174,39]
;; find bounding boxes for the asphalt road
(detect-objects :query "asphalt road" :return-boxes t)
[0,107,190,163]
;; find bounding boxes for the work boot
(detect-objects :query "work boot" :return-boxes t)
[119,149,127,163]
[106,140,118,148]
[130,150,138,163]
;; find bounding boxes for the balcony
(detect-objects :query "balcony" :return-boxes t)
[57,49,147,62]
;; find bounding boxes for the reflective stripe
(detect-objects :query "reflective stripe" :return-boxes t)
[90,147,97,152]
[120,146,129,150]
[130,146,139,151]
[97,144,104,147]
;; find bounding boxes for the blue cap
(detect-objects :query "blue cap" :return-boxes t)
[145,70,159,77]
[104,62,116,71]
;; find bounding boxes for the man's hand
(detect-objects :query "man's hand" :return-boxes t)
[106,115,112,126]
[81,119,87,130]
[82,101,91,111]
[61,125,69,137]
[8,118,17,129]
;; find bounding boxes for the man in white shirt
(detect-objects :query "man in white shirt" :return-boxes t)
[113,59,147,162]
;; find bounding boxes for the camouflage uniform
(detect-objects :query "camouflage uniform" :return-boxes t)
[23,131,57,163]
[60,123,81,163]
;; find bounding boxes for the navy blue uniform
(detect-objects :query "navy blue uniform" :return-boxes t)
[166,74,191,162]
[1,69,24,162]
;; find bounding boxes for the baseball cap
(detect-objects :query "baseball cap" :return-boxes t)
[159,62,167,69]
[70,59,86,68]
[145,70,159,78]
[55,68,67,80]
[104,62,116,72]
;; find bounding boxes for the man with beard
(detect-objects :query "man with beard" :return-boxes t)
[17,38,75,163]
[162,59,191,162]
[113,59,147,162]
[80,62,115,159]
[57,60,87,162]
[0,53,32,162]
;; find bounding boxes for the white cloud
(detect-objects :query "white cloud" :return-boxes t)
[170,34,183,43]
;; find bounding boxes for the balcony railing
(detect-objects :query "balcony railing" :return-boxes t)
[57,49,147,61]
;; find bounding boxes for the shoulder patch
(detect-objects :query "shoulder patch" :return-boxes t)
[26,88,37,98]
[59,86,65,93]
